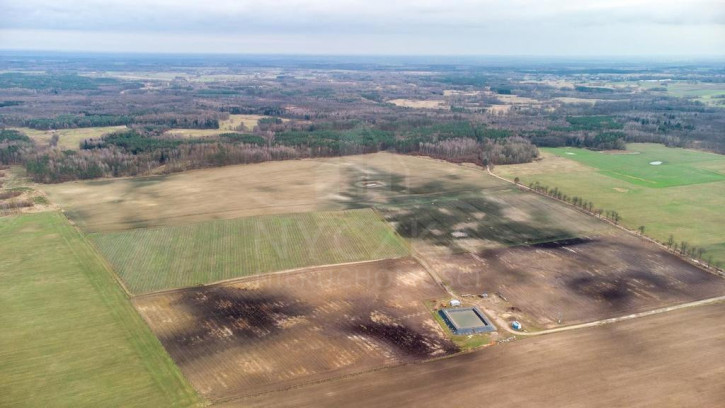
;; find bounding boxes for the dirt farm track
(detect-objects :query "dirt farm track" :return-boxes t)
[232,301,725,407]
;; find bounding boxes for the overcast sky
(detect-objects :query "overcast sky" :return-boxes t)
[1,0,723,56]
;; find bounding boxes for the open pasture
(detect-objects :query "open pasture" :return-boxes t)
[431,229,725,329]
[496,145,725,265]
[133,258,456,401]
[90,208,409,294]
[164,114,284,137]
[11,126,127,150]
[41,153,505,232]
[0,212,199,407]
[641,80,725,106]
[546,144,725,188]
[220,114,280,131]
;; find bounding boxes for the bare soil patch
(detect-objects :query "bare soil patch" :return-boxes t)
[133,258,456,401]
[487,104,511,114]
[235,301,725,408]
[388,99,447,109]
[41,153,506,232]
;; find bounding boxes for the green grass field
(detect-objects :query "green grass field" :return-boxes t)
[637,81,725,107]
[90,209,410,294]
[545,144,725,187]
[0,212,200,407]
[497,144,725,266]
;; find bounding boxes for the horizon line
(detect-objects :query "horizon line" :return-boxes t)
[1,49,724,61]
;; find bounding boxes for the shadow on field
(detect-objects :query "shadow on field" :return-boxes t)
[339,166,578,251]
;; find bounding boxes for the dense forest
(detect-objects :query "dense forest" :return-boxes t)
[1,55,723,182]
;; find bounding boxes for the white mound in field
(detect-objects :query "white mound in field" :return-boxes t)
[565,152,575,155]
[650,161,663,165]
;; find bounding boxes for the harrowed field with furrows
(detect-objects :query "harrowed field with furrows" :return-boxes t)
[90,208,409,294]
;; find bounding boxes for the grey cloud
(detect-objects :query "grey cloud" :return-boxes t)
[1,0,724,34]
[0,0,723,56]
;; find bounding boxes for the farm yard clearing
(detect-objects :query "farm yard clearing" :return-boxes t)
[90,208,409,294]
[133,258,458,402]
[429,229,725,329]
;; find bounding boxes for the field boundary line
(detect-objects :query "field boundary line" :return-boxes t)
[518,295,725,337]
[131,256,412,299]
[487,166,725,278]
[51,211,203,405]
[60,210,135,297]
[411,249,449,294]
[370,206,413,254]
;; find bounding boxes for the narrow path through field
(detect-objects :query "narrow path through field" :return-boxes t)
[131,256,411,299]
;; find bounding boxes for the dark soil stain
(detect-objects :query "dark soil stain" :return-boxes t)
[161,286,311,363]
[566,269,674,309]
[348,317,459,359]
[343,299,459,360]
[568,276,630,306]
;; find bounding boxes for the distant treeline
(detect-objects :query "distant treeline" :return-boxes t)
[419,136,538,165]
[4,113,644,183]
[13,113,220,131]
[531,131,626,150]
[20,120,539,183]
[0,73,135,91]
[11,108,717,183]
[524,115,628,150]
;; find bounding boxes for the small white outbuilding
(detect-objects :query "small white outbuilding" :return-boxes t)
[450,299,462,307]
